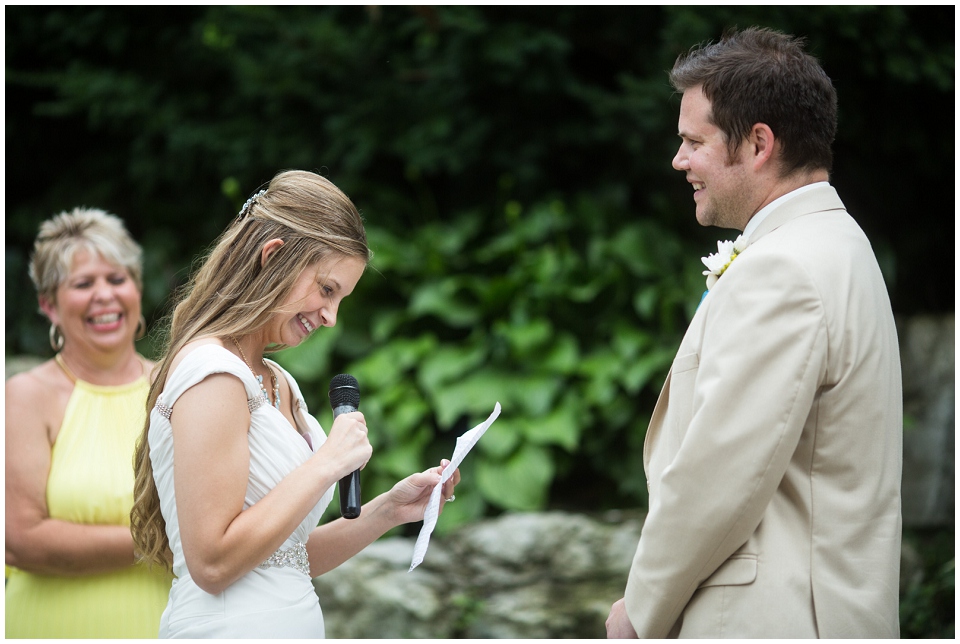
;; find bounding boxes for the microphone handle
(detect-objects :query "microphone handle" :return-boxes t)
[339,471,361,519]
[332,404,361,519]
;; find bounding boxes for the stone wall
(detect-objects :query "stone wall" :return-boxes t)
[312,511,646,638]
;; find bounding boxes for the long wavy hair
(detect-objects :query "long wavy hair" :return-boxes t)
[130,170,369,571]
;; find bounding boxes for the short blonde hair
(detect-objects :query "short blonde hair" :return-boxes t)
[29,207,143,303]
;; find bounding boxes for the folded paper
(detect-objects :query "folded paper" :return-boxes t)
[409,402,501,572]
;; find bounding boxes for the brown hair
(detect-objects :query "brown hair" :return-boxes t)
[130,170,369,571]
[670,27,838,177]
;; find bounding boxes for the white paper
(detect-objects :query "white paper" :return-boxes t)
[408,402,501,572]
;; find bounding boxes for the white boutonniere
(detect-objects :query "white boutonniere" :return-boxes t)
[701,235,747,289]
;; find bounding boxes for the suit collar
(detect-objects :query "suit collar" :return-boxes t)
[747,184,846,246]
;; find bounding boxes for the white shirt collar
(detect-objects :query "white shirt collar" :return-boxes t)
[742,181,830,240]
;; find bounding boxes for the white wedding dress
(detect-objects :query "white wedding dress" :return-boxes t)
[148,344,335,638]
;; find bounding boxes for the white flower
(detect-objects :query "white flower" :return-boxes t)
[701,235,747,289]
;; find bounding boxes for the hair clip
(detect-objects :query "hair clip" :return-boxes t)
[237,189,268,221]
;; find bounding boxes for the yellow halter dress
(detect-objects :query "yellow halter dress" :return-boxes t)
[5,375,172,638]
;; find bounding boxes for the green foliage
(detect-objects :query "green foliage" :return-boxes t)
[900,530,956,638]
[900,558,955,638]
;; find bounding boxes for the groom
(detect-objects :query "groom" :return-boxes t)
[606,28,902,638]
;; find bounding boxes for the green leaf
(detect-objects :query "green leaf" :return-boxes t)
[476,443,555,511]
[522,394,581,452]
[350,335,437,391]
[429,371,511,428]
[633,285,661,320]
[382,393,430,440]
[621,347,676,394]
[494,316,553,356]
[371,309,408,343]
[374,427,431,478]
[607,224,659,277]
[417,341,488,394]
[408,278,480,327]
[511,374,564,417]
[477,416,522,458]
[541,333,580,375]
[612,323,652,360]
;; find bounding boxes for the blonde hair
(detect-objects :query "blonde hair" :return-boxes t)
[29,207,143,304]
[131,170,369,571]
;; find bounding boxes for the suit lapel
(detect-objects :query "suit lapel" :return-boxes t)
[643,368,672,476]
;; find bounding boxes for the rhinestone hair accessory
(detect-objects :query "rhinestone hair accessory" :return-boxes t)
[236,188,267,221]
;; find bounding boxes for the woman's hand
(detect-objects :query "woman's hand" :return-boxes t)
[315,411,372,481]
[304,460,461,576]
[385,459,461,526]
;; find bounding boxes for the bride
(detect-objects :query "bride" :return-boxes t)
[131,170,459,638]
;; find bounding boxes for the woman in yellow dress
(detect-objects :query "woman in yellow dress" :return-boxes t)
[5,207,171,637]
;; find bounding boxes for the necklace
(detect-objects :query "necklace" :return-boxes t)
[54,352,146,385]
[231,337,280,410]
[54,353,79,383]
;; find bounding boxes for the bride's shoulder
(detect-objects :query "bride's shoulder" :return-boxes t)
[181,336,227,354]
[166,337,230,377]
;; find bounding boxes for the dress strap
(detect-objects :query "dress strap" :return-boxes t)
[156,399,174,420]
[247,396,267,414]
[155,345,267,419]
[54,353,78,383]
[54,352,147,385]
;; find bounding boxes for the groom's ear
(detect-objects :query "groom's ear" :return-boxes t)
[748,122,776,171]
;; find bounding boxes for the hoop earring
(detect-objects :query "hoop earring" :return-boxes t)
[49,323,64,352]
[135,315,147,341]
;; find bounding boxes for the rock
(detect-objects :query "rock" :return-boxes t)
[313,510,645,638]
[899,315,955,527]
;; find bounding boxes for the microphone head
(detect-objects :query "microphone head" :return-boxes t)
[329,373,360,409]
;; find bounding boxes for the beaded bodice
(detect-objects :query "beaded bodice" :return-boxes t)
[147,344,334,581]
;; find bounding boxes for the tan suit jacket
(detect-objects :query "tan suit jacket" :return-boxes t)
[624,185,902,637]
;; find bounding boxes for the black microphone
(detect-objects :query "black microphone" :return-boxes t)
[328,374,361,519]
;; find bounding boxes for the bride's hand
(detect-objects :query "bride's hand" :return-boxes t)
[386,459,461,526]
[315,411,371,480]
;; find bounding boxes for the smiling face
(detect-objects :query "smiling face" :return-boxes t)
[264,254,366,348]
[41,248,142,357]
[672,85,759,231]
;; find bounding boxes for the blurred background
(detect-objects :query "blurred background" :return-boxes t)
[6,5,954,636]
